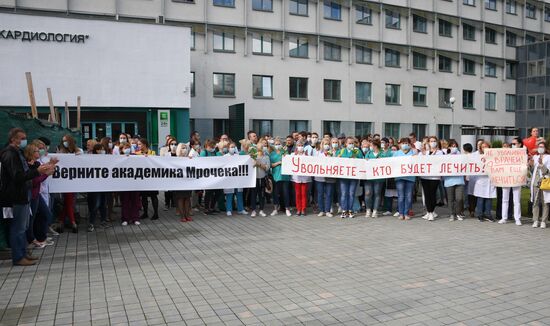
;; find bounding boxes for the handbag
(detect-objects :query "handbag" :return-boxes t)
[540,178,550,191]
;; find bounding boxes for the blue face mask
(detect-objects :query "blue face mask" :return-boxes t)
[222,148,229,154]
[401,144,410,151]
[123,148,131,155]
[208,148,215,153]
[20,139,28,149]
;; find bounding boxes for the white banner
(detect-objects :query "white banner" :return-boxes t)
[483,148,528,187]
[282,153,487,179]
[48,154,256,193]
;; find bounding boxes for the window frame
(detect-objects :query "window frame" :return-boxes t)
[323,79,342,102]
[463,58,476,75]
[463,0,475,6]
[385,10,401,29]
[252,34,273,55]
[213,32,235,52]
[439,19,453,38]
[385,83,401,105]
[413,86,428,107]
[463,89,476,109]
[385,48,401,67]
[485,62,497,77]
[439,88,452,108]
[356,45,372,64]
[289,77,308,100]
[324,42,342,62]
[413,14,427,33]
[252,0,273,12]
[463,23,476,41]
[323,0,342,21]
[505,94,516,111]
[356,5,372,25]
[252,75,274,99]
[526,2,536,19]
[438,55,453,73]
[213,0,235,8]
[289,0,308,16]
[212,72,236,97]
[485,0,497,11]
[484,92,497,111]
[289,37,309,58]
[355,81,373,104]
[506,0,517,14]
[506,31,517,47]
[412,52,427,70]
[485,28,497,44]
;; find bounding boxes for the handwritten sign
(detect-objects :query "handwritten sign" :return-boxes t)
[483,148,528,187]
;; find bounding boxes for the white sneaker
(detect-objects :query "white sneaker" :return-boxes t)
[259,210,266,217]
[393,212,400,217]
[365,209,372,218]
[121,221,128,226]
[226,211,232,216]
[251,211,257,217]
[134,221,140,225]
[383,211,392,216]
[422,213,429,220]
[326,212,333,217]
[238,210,248,215]
[515,220,522,226]
[449,215,456,221]
[285,209,291,217]
[498,219,507,224]
[541,222,547,229]
[433,212,438,218]
[533,221,540,228]
[270,209,278,216]
[317,212,325,217]
[427,213,435,221]
[337,207,342,213]
[372,210,378,218]
[457,215,464,221]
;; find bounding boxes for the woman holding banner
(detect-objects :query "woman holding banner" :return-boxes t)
[137,138,159,221]
[270,138,291,217]
[337,137,363,218]
[174,143,193,222]
[314,138,334,217]
[473,142,496,222]
[499,138,524,226]
[443,140,465,222]
[420,136,444,222]
[119,142,141,226]
[394,138,416,221]
[530,141,550,228]
[364,139,390,218]
[56,134,83,233]
[291,140,311,216]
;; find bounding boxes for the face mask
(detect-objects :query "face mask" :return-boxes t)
[170,144,177,150]
[99,150,106,155]
[297,146,304,153]
[450,147,458,154]
[268,139,274,144]
[229,147,236,154]
[274,144,282,150]
[369,146,374,151]
[311,138,318,145]
[346,144,354,151]
[18,139,27,149]
[323,144,330,151]
[361,147,368,153]
[331,143,338,148]
[123,148,131,155]
[538,147,545,154]
[511,144,517,148]
[63,141,69,148]
[119,139,127,144]
[381,143,386,149]
[401,144,410,151]
[208,148,215,153]
[222,148,228,154]
[429,142,437,149]
[39,149,46,157]
[108,143,113,149]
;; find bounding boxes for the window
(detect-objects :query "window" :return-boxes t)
[463,58,476,74]
[526,3,536,19]
[485,28,497,44]
[213,32,234,52]
[324,79,341,101]
[413,86,427,106]
[289,0,308,16]
[439,19,453,37]
[412,52,427,70]
[506,0,517,14]
[191,31,195,49]
[385,10,401,29]
[253,120,272,137]
[356,46,372,64]
[463,90,475,109]
[356,6,372,25]
[437,124,451,141]
[439,55,452,72]
[463,23,476,40]
[505,94,516,111]
[324,42,341,61]
[506,61,517,79]
[485,0,496,10]
[439,88,452,108]
[485,62,497,77]
[412,124,427,139]
[385,84,400,105]
[506,31,516,46]
[413,15,427,33]
[485,92,496,110]
[252,0,272,11]
[356,82,372,104]
[213,73,235,96]
[289,37,308,58]
[527,60,544,76]
[252,34,272,55]
[213,0,234,7]
[464,0,475,6]
[252,75,273,98]
[528,96,536,109]
[525,34,536,44]
[545,7,550,22]
[289,120,309,133]
[385,49,400,67]
[190,72,195,97]
[384,123,400,139]
[355,122,372,137]
[323,121,341,136]
[324,0,341,20]
[289,77,308,100]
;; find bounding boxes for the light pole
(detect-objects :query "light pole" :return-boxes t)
[449,97,456,139]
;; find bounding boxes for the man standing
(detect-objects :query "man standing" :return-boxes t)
[0,128,56,266]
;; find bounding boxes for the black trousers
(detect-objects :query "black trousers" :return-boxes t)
[421,179,440,213]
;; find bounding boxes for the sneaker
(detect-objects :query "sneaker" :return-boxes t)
[348,211,355,218]
[457,215,464,221]
[71,223,78,233]
[398,215,405,220]
[404,215,411,220]
[427,213,435,221]
[121,221,128,226]
[372,210,378,218]
[393,212,400,217]
[365,209,372,218]
[340,212,347,218]
[478,217,484,222]
[533,221,540,228]
[422,213,429,220]
[485,216,495,222]
[259,210,266,217]
[48,227,60,236]
[317,212,325,217]
[432,212,438,218]
[383,211,392,216]
[251,211,257,218]
[270,209,278,216]
[326,212,333,217]
[87,224,95,232]
[226,211,232,216]
[541,222,547,229]
[44,239,54,246]
[295,211,301,217]
[33,241,46,249]
[515,221,522,226]
[285,209,291,217]
[449,215,456,221]
[180,217,188,223]
[134,221,141,225]
[239,210,248,215]
[498,219,507,224]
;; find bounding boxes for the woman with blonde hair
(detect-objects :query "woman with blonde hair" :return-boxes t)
[56,134,82,233]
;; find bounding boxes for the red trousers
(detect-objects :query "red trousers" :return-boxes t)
[60,193,76,224]
[294,183,308,212]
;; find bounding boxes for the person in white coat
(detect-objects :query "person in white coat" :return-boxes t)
[474,141,496,222]
[499,138,525,226]
[530,141,550,228]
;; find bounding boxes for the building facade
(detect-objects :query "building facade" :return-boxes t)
[2,0,550,140]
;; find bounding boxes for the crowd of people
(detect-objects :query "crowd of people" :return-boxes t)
[0,126,549,266]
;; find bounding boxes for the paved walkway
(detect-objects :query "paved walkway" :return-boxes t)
[1,202,550,326]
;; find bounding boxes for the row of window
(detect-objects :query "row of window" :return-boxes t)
[206,0,550,23]
[197,72,517,111]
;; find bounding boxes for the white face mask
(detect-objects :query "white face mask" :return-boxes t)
[331,143,338,148]
[274,144,282,150]
[381,143,386,149]
[123,148,131,155]
[429,142,437,149]
[511,144,517,148]
[538,147,545,154]
[346,144,354,150]
[323,144,330,151]
[297,146,304,153]
[108,143,113,149]
[119,138,127,144]
[450,147,459,154]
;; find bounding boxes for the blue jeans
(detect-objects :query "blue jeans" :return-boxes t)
[476,197,493,217]
[88,192,106,225]
[11,204,31,263]
[339,179,358,211]
[225,192,243,212]
[316,181,334,213]
[396,180,415,216]
[31,197,51,242]
[365,181,383,211]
